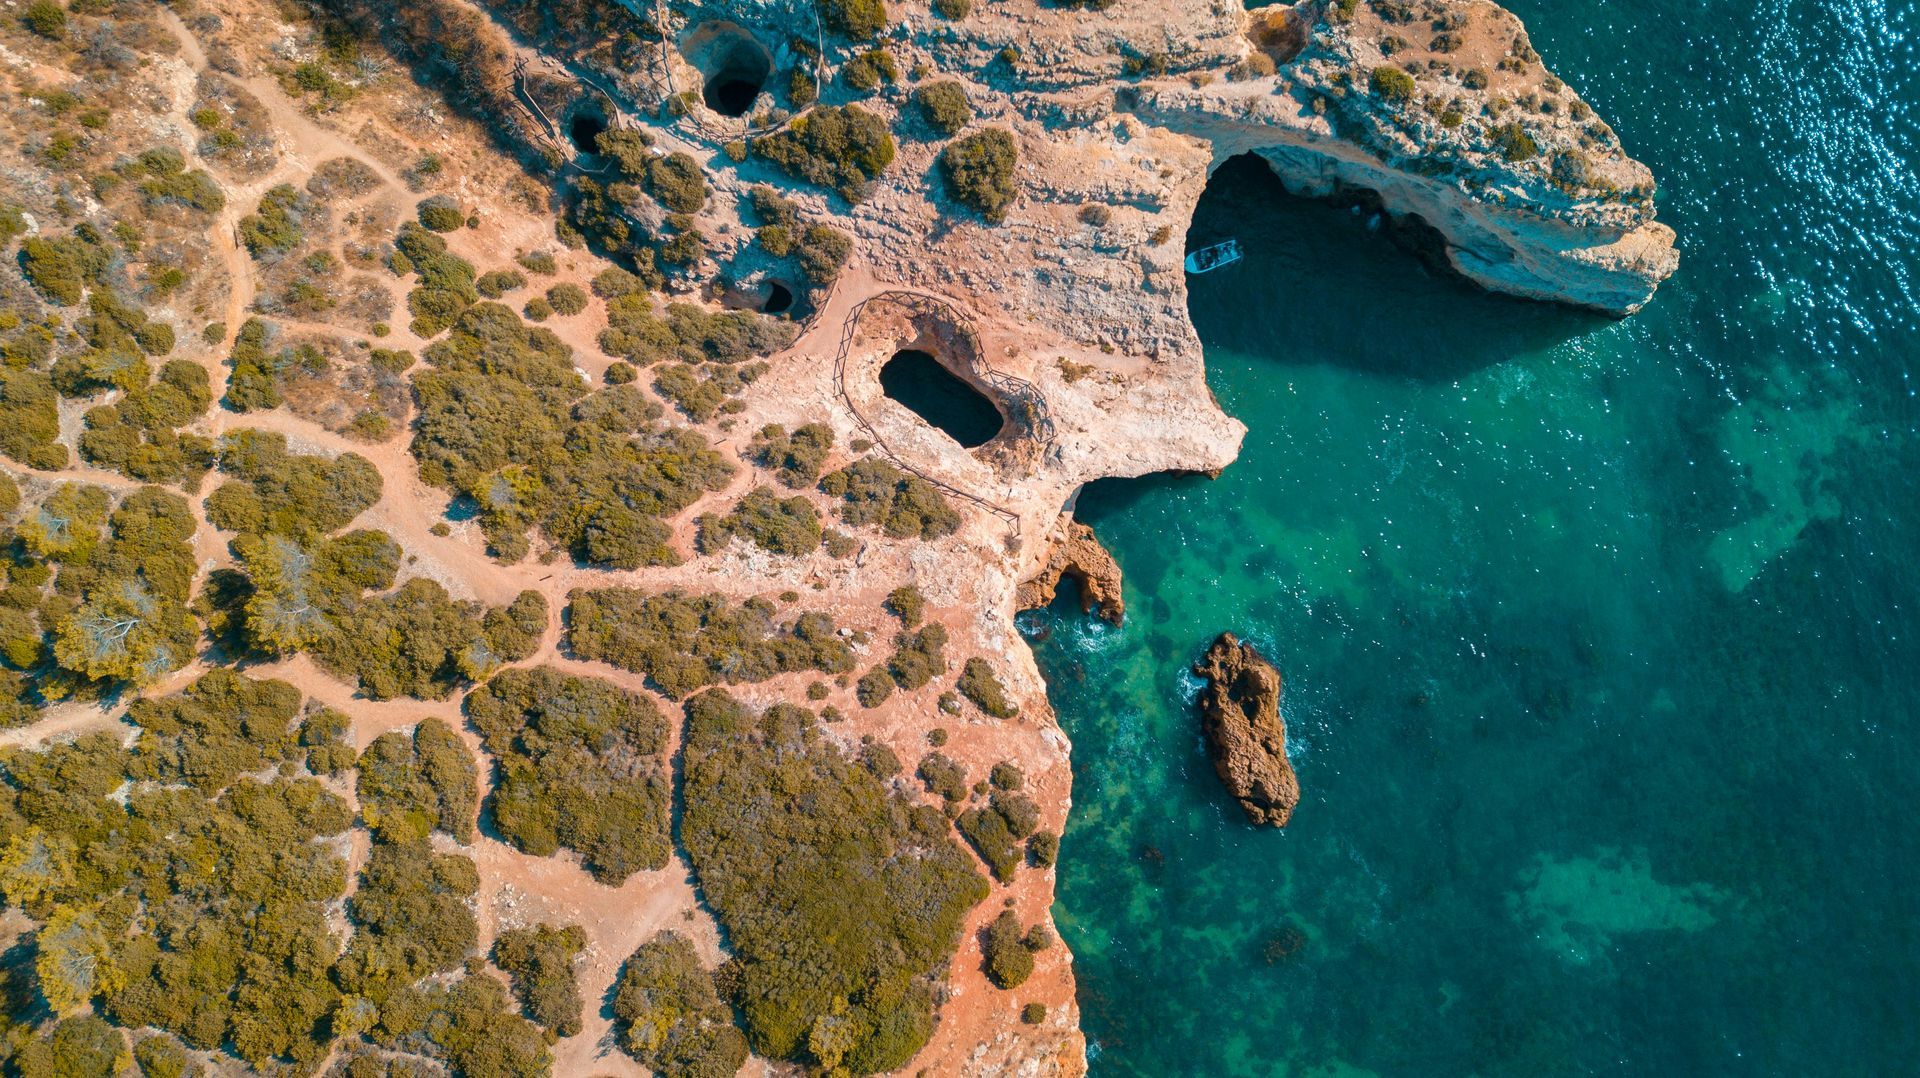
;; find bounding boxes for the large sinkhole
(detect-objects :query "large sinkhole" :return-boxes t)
[568,108,607,155]
[683,21,772,118]
[881,349,1004,448]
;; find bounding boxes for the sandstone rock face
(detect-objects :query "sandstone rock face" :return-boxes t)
[1193,633,1300,828]
[1017,520,1126,624]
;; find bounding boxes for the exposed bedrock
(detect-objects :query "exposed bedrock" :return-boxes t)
[1018,520,1126,625]
[1193,633,1300,828]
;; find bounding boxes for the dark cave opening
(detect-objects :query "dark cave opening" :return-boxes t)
[685,23,772,118]
[762,281,794,314]
[568,110,607,155]
[880,349,1004,449]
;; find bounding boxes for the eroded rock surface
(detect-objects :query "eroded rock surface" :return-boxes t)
[1018,520,1126,624]
[1194,632,1300,827]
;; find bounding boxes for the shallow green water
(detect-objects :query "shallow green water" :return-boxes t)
[1031,0,1920,1073]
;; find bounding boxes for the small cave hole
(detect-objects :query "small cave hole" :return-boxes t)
[880,349,1004,449]
[683,21,772,119]
[568,110,608,155]
[763,281,794,314]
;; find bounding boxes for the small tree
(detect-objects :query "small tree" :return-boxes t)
[915,81,972,136]
[940,129,1019,223]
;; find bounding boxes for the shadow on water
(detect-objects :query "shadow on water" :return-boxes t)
[1190,155,1609,383]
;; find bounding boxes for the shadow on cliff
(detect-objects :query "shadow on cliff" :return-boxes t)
[1186,154,1610,383]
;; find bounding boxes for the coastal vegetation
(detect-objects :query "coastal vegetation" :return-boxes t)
[493,923,587,1037]
[408,299,736,565]
[465,666,673,883]
[819,459,962,539]
[678,689,987,1071]
[755,104,897,202]
[914,81,972,136]
[611,931,749,1077]
[941,129,1019,222]
[567,589,853,698]
[750,422,835,487]
[696,487,823,556]
[959,656,1019,717]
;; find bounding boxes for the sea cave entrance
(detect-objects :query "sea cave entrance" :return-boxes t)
[682,21,772,118]
[880,349,1004,448]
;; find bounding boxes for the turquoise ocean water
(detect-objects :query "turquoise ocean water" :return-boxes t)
[1029,0,1920,1073]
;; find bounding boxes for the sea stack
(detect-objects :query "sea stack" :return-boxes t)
[1193,633,1300,827]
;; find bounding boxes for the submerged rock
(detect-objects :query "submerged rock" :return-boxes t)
[1193,633,1299,827]
[1017,520,1126,625]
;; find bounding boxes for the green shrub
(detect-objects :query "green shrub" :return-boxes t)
[340,838,480,997]
[357,717,478,843]
[648,152,708,213]
[611,932,748,1077]
[493,923,587,1036]
[856,665,893,708]
[20,229,110,305]
[0,366,70,469]
[755,104,896,203]
[408,299,734,564]
[990,760,1024,791]
[957,790,1039,882]
[916,750,968,802]
[750,422,834,487]
[547,281,588,314]
[959,656,1018,718]
[372,970,551,1075]
[567,589,853,698]
[300,577,543,699]
[396,222,479,337]
[888,623,947,690]
[123,148,225,213]
[239,184,306,258]
[476,268,527,298]
[697,487,822,556]
[679,690,987,1070]
[1021,1001,1045,1024]
[820,0,888,38]
[466,666,673,883]
[885,585,925,626]
[982,910,1042,988]
[417,195,466,232]
[599,296,793,367]
[796,223,852,285]
[1491,121,1541,161]
[204,429,381,539]
[523,295,553,321]
[1369,65,1417,104]
[517,250,558,274]
[914,81,972,136]
[843,48,897,92]
[819,459,961,539]
[22,0,65,38]
[940,129,1019,223]
[1027,828,1059,868]
[933,0,970,19]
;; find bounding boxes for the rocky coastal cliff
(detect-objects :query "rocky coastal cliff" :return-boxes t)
[0,0,1672,1072]
[1194,633,1301,827]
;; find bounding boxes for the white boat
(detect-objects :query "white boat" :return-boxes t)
[1184,238,1243,274]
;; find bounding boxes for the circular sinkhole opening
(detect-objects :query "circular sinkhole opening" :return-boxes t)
[681,20,773,118]
[880,349,1005,449]
[567,106,608,155]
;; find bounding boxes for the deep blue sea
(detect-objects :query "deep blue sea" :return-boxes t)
[1030,0,1920,1073]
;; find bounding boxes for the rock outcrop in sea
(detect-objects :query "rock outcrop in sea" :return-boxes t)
[1194,633,1301,827]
